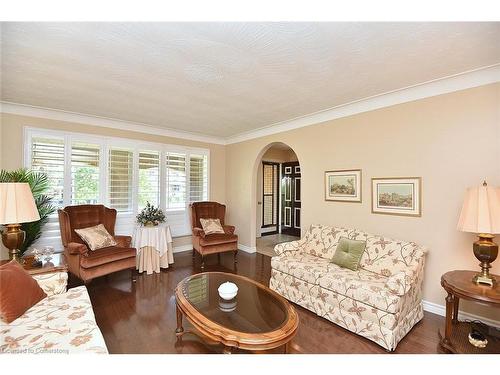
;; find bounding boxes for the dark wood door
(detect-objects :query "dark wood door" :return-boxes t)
[281,162,301,237]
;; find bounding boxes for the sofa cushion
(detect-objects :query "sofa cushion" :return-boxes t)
[302,224,351,259]
[199,233,238,247]
[0,286,108,353]
[318,265,402,314]
[331,237,366,271]
[349,230,426,276]
[80,246,136,269]
[75,224,117,251]
[0,261,47,323]
[301,225,427,275]
[199,218,225,235]
[271,254,332,285]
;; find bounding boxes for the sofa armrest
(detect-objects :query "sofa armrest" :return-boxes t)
[223,225,235,235]
[193,227,206,238]
[67,242,88,255]
[33,272,68,296]
[385,257,425,296]
[274,240,305,257]
[114,235,132,248]
[385,270,416,296]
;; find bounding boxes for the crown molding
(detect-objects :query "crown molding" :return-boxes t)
[225,64,500,144]
[0,102,227,145]
[1,64,499,146]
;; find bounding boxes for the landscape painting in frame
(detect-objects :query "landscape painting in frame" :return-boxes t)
[371,177,421,216]
[325,169,362,202]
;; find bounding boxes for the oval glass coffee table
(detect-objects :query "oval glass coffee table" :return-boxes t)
[175,272,299,354]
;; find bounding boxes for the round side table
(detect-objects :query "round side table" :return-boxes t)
[133,224,174,275]
[439,270,500,354]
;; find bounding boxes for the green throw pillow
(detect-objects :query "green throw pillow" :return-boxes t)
[331,237,366,271]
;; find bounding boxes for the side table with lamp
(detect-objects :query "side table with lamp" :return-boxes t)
[438,181,500,353]
[0,182,69,294]
[0,182,41,262]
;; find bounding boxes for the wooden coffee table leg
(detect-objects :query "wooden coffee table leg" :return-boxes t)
[283,342,288,354]
[175,303,184,336]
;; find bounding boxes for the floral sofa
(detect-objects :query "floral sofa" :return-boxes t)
[269,224,427,351]
[1,272,108,354]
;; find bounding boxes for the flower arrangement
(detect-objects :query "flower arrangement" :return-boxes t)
[136,202,166,227]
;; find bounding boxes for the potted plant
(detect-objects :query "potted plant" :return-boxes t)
[136,202,166,227]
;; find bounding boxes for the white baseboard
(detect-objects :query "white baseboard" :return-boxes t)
[238,244,257,254]
[173,245,192,253]
[422,300,500,328]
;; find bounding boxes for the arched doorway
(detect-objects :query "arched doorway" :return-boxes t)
[252,142,301,257]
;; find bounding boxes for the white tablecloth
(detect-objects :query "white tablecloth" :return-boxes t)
[132,224,174,274]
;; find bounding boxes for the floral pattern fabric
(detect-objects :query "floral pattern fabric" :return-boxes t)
[199,218,225,235]
[32,272,68,297]
[270,224,427,351]
[75,224,117,251]
[0,286,108,354]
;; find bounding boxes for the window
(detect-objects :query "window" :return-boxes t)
[25,127,210,245]
[109,148,134,212]
[30,136,65,207]
[190,154,208,202]
[138,150,160,209]
[166,152,186,210]
[71,142,100,205]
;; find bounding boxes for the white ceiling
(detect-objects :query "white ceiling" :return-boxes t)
[1,22,499,139]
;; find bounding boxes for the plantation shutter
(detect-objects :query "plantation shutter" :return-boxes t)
[138,150,160,209]
[71,142,100,205]
[109,148,134,212]
[189,154,208,203]
[165,152,187,210]
[30,136,65,207]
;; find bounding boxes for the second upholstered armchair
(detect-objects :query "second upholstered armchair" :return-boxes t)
[190,201,238,269]
[58,204,136,283]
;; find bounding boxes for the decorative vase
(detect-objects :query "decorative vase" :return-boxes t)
[218,282,238,300]
[144,221,157,227]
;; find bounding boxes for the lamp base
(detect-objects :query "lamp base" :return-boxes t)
[472,234,498,287]
[1,224,25,262]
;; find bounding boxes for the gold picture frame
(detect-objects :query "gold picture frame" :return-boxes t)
[371,177,422,217]
[324,169,362,202]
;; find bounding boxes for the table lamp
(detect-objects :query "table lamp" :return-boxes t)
[0,183,41,261]
[457,181,500,286]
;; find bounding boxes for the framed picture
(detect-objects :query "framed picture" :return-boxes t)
[371,177,421,216]
[324,169,362,202]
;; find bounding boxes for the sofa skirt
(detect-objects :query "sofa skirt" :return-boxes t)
[269,268,424,351]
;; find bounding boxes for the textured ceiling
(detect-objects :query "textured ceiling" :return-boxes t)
[1,22,499,138]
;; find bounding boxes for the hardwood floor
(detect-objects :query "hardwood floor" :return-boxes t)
[79,251,444,354]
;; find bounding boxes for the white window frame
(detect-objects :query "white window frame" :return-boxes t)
[24,126,210,238]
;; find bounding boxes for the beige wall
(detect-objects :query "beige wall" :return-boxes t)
[0,113,226,255]
[225,83,500,320]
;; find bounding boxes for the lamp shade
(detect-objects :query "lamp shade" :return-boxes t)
[0,183,40,224]
[457,182,500,234]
